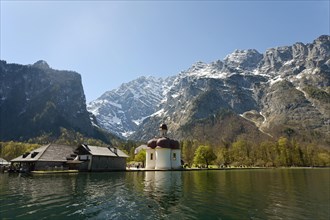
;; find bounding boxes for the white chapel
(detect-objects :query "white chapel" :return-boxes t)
[145,124,181,170]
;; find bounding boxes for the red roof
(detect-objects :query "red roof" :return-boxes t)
[147,139,157,149]
[147,137,180,149]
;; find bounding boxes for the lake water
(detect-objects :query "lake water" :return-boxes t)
[0,168,329,219]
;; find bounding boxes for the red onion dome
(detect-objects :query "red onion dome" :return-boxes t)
[156,137,170,148]
[159,123,168,131]
[170,139,180,149]
[147,139,157,149]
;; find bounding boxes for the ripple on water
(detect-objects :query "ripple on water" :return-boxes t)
[1,169,329,219]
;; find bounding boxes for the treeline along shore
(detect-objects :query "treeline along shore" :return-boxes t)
[1,136,329,170]
[179,137,329,168]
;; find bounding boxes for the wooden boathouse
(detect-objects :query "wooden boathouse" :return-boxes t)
[11,143,128,172]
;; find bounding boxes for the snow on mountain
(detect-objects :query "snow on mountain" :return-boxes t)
[88,35,330,144]
[87,76,172,138]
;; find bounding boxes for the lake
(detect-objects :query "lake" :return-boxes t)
[0,168,329,219]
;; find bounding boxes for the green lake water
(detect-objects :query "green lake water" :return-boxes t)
[0,168,329,219]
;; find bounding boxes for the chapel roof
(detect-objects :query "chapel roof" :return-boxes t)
[159,123,168,130]
[147,124,180,149]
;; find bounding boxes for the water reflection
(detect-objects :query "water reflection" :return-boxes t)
[0,169,329,220]
[262,169,330,220]
[144,172,183,212]
[144,171,182,193]
[0,173,80,219]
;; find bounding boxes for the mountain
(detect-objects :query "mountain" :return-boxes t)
[87,76,174,138]
[0,60,95,141]
[89,35,330,147]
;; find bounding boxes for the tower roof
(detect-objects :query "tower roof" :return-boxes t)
[147,139,157,149]
[147,137,180,149]
[146,124,180,149]
[159,123,168,130]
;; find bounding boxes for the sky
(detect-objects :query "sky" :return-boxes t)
[1,1,329,102]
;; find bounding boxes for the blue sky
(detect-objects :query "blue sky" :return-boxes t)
[1,1,329,102]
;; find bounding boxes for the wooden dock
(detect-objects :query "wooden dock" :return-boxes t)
[31,170,79,174]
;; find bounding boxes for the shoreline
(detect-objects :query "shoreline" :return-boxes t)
[2,166,328,175]
[126,166,329,172]
[30,170,79,174]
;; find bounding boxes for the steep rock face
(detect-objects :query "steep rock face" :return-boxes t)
[0,60,93,140]
[254,36,330,141]
[90,35,330,146]
[87,76,172,138]
[130,61,270,141]
[224,49,263,71]
[259,81,326,136]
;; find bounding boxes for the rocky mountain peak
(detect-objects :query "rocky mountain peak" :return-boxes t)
[87,75,169,138]
[224,49,263,70]
[33,60,50,69]
[314,35,330,43]
[187,61,208,72]
[210,60,224,70]
[89,35,329,146]
[0,61,94,141]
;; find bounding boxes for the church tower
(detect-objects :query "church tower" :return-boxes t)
[159,123,168,137]
[146,123,181,170]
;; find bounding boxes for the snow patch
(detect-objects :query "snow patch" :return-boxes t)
[171,93,179,99]
[150,108,165,117]
[296,72,304,79]
[109,115,122,125]
[88,108,100,117]
[121,131,135,138]
[252,69,269,77]
[108,101,122,109]
[269,75,283,85]
[132,116,148,126]
[283,60,294,66]
[259,111,267,124]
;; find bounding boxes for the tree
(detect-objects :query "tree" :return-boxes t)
[0,141,40,161]
[214,147,230,167]
[230,140,252,166]
[291,140,304,166]
[128,147,135,162]
[258,141,277,167]
[193,145,216,168]
[134,149,146,167]
[181,140,197,167]
[276,137,290,166]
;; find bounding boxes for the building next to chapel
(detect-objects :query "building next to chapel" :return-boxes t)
[145,124,181,170]
[11,144,128,172]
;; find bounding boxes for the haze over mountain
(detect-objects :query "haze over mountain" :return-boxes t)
[88,35,330,147]
[0,60,109,143]
[0,35,328,148]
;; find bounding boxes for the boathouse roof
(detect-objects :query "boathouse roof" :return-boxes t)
[11,144,129,163]
[76,144,129,158]
[0,158,10,165]
[11,144,77,163]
